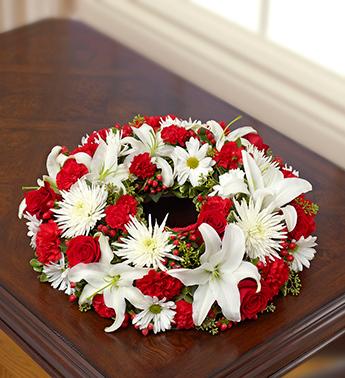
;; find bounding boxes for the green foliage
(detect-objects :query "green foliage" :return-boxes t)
[176,286,195,303]
[281,271,302,296]
[265,303,276,313]
[38,272,48,282]
[130,114,145,126]
[79,303,92,312]
[294,197,319,216]
[196,317,219,335]
[180,242,201,269]
[30,258,43,273]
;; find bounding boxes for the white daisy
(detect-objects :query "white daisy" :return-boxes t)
[210,169,249,198]
[132,296,176,334]
[23,212,42,249]
[43,255,73,295]
[53,179,107,238]
[172,137,215,187]
[234,199,287,262]
[113,215,178,271]
[291,236,317,272]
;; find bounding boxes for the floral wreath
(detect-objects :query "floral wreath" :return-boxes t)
[19,114,319,335]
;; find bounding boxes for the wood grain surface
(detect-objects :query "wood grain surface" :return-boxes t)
[0,19,344,378]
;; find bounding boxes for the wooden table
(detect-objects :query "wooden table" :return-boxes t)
[0,20,344,378]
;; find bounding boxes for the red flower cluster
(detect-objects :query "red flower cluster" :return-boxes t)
[92,294,115,318]
[144,115,177,130]
[289,198,316,240]
[238,279,272,320]
[129,152,157,179]
[35,221,61,264]
[70,142,98,157]
[174,300,194,329]
[161,125,191,147]
[135,269,183,300]
[24,182,59,219]
[56,159,88,191]
[214,141,244,170]
[197,196,232,235]
[66,235,101,267]
[105,195,138,230]
[260,258,289,297]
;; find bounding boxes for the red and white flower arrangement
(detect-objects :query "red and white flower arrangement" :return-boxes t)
[19,114,319,335]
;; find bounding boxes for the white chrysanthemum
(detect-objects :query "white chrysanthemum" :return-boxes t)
[291,236,317,272]
[210,169,249,198]
[246,144,279,175]
[53,179,107,238]
[172,137,215,187]
[43,255,73,295]
[160,116,203,131]
[113,215,178,271]
[23,212,42,249]
[132,296,176,334]
[234,199,286,261]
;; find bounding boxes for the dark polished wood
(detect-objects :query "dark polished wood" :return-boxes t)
[0,19,344,378]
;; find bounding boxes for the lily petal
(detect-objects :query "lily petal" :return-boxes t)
[227,126,257,141]
[46,146,62,179]
[73,152,92,169]
[272,178,312,209]
[220,224,246,271]
[103,287,126,332]
[192,283,215,326]
[210,278,241,322]
[198,223,222,264]
[97,233,114,265]
[155,156,174,187]
[78,283,97,304]
[232,261,261,292]
[68,263,107,288]
[242,150,264,194]
[168,266,209,286]
[281,205,298,232]
[18,199,26,219]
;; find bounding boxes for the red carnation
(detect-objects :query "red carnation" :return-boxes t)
[24,182,59,218]
[105,195,138,230]
[92,294,115,318]
[244,133,269,152]
[197,196,232,235]
[161,125,190,146]
[135,269,183,300]
[66,235,101,267]
[56,159,88,191]
[121,124,133,137]
[70,142,98,157]
[129,152,157,180]
[281,168,298,178]
[260,258,289,296]
[35,221,61,264]
[214,142,244,170]
[238,279,272,320]
[86,128,109,144]
[289,199,316,240]
[174,300,194,329]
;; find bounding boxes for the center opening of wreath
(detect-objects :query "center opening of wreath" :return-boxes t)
[143,197,198,228]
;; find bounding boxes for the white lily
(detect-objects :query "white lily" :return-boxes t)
[210,169,249,198]
[123,124,174,186]
[169,223,261,325]
[291,236,317,272]
[68,234,148,332]
[242,150,312,212]
[85,131,129,191]
[206,120,257,150]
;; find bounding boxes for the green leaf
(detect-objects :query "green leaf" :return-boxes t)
[30,258,43,273]
[39,273,48,282]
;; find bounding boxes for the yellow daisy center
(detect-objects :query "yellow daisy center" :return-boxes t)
[186,156,199,169]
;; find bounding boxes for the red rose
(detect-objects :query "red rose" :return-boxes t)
[260,258,289,296]
[214,142,243,170]
[161,125,190,146]
[201,196,232,214]
[66,235,101,267]
[24,182,59,218]
[197,196,232,235]
[136,269,183,300]
[174,300,194,329]
[243,133,269,152]
[238,279,272,320]
[197,210,228,235]
[289,199,316,240]
[92,294,115,318]
[105,195,137,230]
[56,159,88,191]
[35,221,61,264]
[129,152,157,179]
